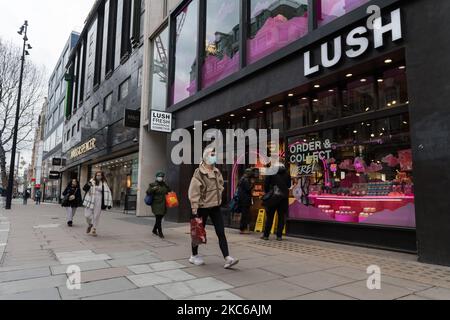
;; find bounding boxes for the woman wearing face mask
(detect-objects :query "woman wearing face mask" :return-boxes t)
[146,171,171,239]
[62,179,82,227]
[188,148,239,269]
[83,171,113,237]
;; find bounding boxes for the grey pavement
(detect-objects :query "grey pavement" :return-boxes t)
[1,203,450,300]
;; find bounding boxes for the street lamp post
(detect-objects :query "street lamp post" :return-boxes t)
[5,20,32,210]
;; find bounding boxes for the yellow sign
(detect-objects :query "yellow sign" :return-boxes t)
[254,209,266,233]
[270,212,287,235]
[70,138,96,159]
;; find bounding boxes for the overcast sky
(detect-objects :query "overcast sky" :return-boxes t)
[0,0,95,169]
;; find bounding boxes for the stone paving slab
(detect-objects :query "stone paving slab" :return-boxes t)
[214,269,282,288]
[80,267,132,283]
[290,290,356,300]
[0,287,61,300]
[284,271,357,291]
[127,269,195,287]
[230,279,312,300]
[83,286,169,300]
[183,290,243,300]
[155,277,233,300]
[0,275,68,296]
[58,277,137,300]
[50,260,112,275]
[260,261,333,277]
[330,280,414,300]
[0,266,51,283]
[107,254,160,267]
[55,250,112,265]
[414,287,450,300]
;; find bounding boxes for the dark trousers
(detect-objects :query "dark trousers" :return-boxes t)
[264,199,288,238]
[240,205,251,231]
[153,215,163,234]
[192,206,229,258]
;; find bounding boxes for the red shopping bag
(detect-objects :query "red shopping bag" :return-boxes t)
[165,192,179,208]
[191,217,207,246]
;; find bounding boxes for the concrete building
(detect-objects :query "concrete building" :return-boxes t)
[41,32,80,203]
[61,0,146,212]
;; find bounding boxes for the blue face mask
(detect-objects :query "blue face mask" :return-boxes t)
[208,156,217,165]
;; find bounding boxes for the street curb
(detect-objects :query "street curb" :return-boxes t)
[0,212,9,266]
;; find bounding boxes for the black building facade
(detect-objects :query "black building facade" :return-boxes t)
[61,0,145,211]
[154,0,450,266]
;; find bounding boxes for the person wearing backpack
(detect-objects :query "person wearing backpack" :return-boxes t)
[238,168,255,234]
[188,147,239,269]
[262,164,291,241]
[146,171,171,239]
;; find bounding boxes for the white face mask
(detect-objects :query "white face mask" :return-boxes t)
[156,177,164,182]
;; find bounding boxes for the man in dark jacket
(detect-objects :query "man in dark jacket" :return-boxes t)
[238,169,254,234]
[262,164,292,241]
[146,172,171,239]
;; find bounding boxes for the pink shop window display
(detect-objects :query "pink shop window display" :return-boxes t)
[318,0,370,26]
[288,137,416,228]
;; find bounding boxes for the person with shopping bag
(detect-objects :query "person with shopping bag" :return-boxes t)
[83,171,113,237]
[146,171,173,239]
[188,147,239,269]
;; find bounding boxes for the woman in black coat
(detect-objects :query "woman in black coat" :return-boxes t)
[62,179,83,227]
[238,169,255,234]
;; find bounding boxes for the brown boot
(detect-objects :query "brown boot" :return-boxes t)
[90,228,98,237]
[86,224,93,234]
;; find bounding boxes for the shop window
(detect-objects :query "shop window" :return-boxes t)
[317,0,369,27]
[288,98,311,130]
[91,104,98,121]
[342,77,376,117]
[378,67,408,108]
[248,0,308,64]
[202,0,240,89]
[248,113,266,130]
[150,26,169,111]
[77,118,82,132]
[71,124,76,137]
[171,0,199,105]
[311,88,339,124]
[287,114,415,228]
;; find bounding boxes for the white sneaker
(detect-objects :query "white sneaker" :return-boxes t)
[224,256,239,269]
[189,255,205,266]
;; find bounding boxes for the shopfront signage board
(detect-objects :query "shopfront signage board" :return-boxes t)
[49,171,60,180]
[124,109,141,128]
[150,110,172,133]
[70,138,97,159]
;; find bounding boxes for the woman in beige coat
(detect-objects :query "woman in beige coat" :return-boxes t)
[188,148,239,269]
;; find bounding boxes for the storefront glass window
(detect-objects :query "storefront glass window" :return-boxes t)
[248,113,266,130]
[150,26,169,111]
[172,0,199,105]
[379,67,409,108]
[342,77,376,117]
[202,0,240,89]
[248,0,309,64]
[288,98,311,130]
[288,114,415,228]
[318,0,369,26]
[312,88,339,124]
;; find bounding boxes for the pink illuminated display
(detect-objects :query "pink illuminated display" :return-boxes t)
[318,0,369,26]
[248,14,308,64]
[202,53,240,89]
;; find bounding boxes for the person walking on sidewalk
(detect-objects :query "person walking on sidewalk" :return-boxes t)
[35,189,42,205]
[262,164,291,241]
[188,148,239,269]
[146,171,171,239]
[238,168,255,234]
[62,179,82,227]
[23,189,30,205]
[83,172,113,237]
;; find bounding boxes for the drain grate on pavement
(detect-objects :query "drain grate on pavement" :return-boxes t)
[244,240,450,289]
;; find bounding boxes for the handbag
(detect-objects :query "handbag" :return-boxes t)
[144,194,154,206]
[191,217,207,246]
[165,192,179,208]
[61,195,70,207]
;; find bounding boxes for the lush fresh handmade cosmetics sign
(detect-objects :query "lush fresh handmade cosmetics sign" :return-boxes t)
[151,110,172,133]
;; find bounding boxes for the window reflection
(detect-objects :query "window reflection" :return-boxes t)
[203,0,240,89]
[318,0,369,26]
[151,27,169,110]
[342,77,375,117]
[248,0,309,64]
[172,0,199,105]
